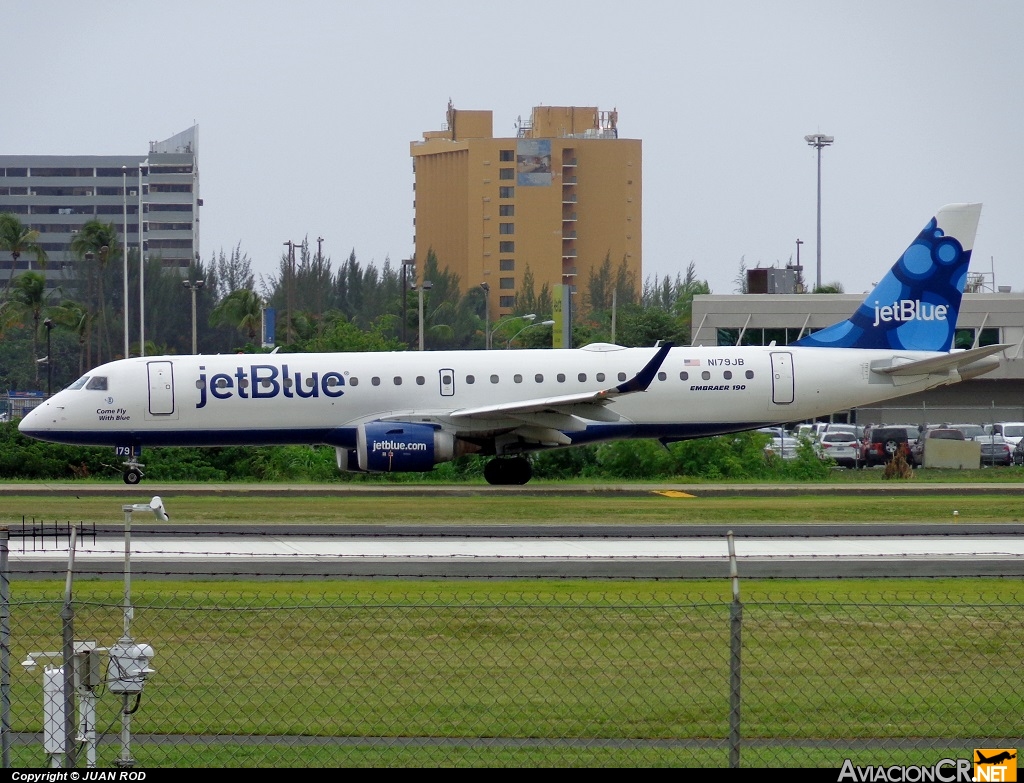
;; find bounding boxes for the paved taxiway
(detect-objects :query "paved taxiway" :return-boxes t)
[7,523,1023,579]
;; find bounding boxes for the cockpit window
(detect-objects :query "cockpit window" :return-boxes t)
[67,376,89,390]
[86,376,108,391]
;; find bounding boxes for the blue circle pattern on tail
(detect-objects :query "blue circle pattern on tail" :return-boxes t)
[794,216,971,352]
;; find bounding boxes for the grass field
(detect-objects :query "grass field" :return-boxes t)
[2,489,1024,526]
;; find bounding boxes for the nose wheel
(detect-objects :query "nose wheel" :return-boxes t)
[123,466,144,485]
[117,447,145,484]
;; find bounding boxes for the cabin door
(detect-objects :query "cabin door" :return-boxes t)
[770,352,794,405]
[147,361,175,415]
[439,368,456,397]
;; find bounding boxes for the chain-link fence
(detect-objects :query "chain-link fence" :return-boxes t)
[3,582,1021,768]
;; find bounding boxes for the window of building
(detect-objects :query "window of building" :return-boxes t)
[499,296,515,308]
[499,241,514,253]
[499,168,514,180]
[499,204,514,217]
[499,187,515,198]
[499,278,515,290]
[955,328,1001,349]
[499,150,515,161]
[499,259,514,272]
[499,223,514,235]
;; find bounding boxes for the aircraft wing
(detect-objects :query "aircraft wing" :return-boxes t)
[449,342,672,422]
[375,344,671,446]
[872,343,1010,377]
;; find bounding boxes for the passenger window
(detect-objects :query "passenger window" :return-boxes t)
[350,377,359,387]
[490,374,499,384]
[514,374,523,383]
[283,378,293,388]
[305,377,315,388]
[596,373,605,382]
[723,371,732,380]
[393,377,402,385]
[557,373,565,382]
[657,372,666,381]
[701,371,711,380]
[239,378,249,389]
[578,373,587,382]
[618,372,627,382]
[326,377,341,388]
[260,379,273,389]
[195,379,205,390]
[680,371,689,381]
[745,370,754,379]
[535,374,543,383]
[86,376,108,390]
[216,377,230,389]
[466,375,475,384]
[371,377,381,387]
[416,376,425,385]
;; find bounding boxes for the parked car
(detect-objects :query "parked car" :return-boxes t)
[819,432,860,468]
[991,422,1024,448]
[949,423,988,441]
[979,434,1013,466]
[861,426,911,467]
[910,427,965,467]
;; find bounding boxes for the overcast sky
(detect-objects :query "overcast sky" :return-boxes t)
[8,1,1023,299]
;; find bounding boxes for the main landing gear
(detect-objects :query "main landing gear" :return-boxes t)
[483,456,532,485]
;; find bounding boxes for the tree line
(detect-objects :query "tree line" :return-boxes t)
[1,212,712,395]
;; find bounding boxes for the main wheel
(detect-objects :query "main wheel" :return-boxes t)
[484,457,533,485]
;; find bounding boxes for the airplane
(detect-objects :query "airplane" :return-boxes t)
[976,751,1016,765]
[19,203,1010,485]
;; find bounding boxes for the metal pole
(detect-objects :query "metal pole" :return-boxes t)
[122,167,130,359]
[61,527,77,768]
[418,286,425,351]
[815,146,822,291]
[138,162,145,357]
[728,531,741,769]
[1,526,9,769]
[45,320,53,396]
[190,287,198,355]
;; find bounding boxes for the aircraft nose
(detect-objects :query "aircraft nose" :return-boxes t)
[18,399,54,433]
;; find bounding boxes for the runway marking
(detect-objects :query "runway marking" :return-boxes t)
[653,490,696,498]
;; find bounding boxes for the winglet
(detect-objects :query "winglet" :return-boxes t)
[615,343,673,394]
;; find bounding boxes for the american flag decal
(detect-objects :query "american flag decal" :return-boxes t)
[684,359,700,366]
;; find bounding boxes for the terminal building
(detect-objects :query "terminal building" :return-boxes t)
[690,288,1024,427]
[411,103,641,315]
[0,125,201,288]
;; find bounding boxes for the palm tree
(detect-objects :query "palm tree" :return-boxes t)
[8,271,60,387]
[70,220,120,364]
[210,288,264,344]
[0,213,47,296]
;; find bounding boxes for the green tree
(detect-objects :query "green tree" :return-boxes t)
[211,288,264,344]
[70,220,121,365]
[0,213,47,296]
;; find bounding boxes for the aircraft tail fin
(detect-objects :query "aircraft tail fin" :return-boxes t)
[791,203,982,352]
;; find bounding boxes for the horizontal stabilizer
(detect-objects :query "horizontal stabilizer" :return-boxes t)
[872,343,1010,377]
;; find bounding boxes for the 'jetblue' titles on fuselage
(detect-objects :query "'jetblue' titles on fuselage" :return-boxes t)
[872,299,948,327]
[196,364,345,409]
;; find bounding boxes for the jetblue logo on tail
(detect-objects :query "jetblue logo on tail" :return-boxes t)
[872,299,948,327]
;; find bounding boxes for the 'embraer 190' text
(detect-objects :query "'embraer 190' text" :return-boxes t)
[872,299,948,327]
[196,364,345,409]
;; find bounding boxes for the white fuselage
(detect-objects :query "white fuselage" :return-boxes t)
[20,344,951,451]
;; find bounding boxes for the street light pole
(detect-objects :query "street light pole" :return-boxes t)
[43,318,53,396]
[401,258,415,347]
[122,166,130,359]
[805,133,834,292]
[182,280,205,354]
[480,282,490,349]
[418,281,433,351]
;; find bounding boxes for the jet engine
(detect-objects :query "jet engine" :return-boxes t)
[350,421,456,473]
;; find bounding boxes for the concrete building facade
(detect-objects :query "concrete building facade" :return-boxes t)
[411,103,641,314]
[0,126,200,286]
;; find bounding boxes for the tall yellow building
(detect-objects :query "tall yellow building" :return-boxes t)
[410,102,641,316]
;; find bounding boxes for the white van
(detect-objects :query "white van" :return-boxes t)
[990,422,1024,447]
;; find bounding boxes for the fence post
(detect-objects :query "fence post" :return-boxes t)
[728,531,741,768]
[61,527,77,768]
[1,526,9,769]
